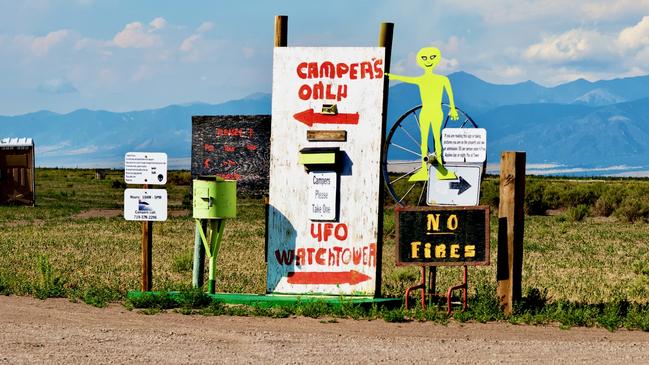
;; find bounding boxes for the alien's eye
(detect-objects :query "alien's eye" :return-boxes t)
[430,55,436,59]
[421,56,428,61]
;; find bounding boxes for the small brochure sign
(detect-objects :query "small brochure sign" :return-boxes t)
[308,171,337,221]
[124,152,168,185]
[124,188,167,221]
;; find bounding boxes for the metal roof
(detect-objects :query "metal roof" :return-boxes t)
[0,138,33,147]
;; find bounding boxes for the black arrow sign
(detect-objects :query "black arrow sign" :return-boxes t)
[449,176,472,195]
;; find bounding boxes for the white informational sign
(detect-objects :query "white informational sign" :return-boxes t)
[427,164,482,206]
[442,128,487,163]
[267,47,385,296]
[308,171,337,221]
[124,152,168,185]
[124,188,168,221]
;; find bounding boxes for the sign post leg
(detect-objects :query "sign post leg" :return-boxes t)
[207,219,225,294]
[192,220,206,288]
[141,220,152,291]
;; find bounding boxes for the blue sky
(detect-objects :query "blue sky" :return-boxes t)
[1,0,649,115]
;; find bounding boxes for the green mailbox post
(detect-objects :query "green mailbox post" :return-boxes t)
[192,176,236,294]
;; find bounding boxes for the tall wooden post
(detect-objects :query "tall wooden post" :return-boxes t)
[496,151,526,315]
[141,184,153,291]
[275,15,287,47]
[375,22,393,298]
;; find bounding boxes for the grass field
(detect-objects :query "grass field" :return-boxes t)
[1,169,649,327]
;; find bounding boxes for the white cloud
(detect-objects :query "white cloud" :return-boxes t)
[31,29,69,56]
[523,29,609,62]
[37,78,78,94]
[65,145,99,155]
[149,17,167,31]
[180,34,201,52]
[582,1,649,20]
[617,16,649,51]
[197,21,214,33]
[502,66,524,78]
[130,65,153,82]
[436,57,459,73]
[113,19,166,48]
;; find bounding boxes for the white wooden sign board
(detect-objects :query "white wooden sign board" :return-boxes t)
[267,47,385,296]
[426,164,482,206]
[124,152,168,185]
[442,128,487,163]
[308,171,337,221]
[124,188,167,221]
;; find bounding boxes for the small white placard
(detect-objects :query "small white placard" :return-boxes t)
[124,188,167,221]
[308,171,337,221]
[124,152,168,185]
[427,164,482,206]
[442,128,487,163]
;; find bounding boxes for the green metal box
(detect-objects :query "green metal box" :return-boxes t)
[192,177,237,219]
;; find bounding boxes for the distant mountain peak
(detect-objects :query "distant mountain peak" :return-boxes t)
[573,88,625,106]
[243,92,271,101]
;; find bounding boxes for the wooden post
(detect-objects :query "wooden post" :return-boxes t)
[375,22,393,298]
[141,184,153,291]
[496,151,526,315]
[266,15,287,293]
[275,15,287,47]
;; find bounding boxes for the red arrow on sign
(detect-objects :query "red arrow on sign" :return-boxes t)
[293,108,360,127]
[287,270,372,285]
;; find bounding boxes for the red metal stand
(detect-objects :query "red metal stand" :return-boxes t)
[404,265,469,314]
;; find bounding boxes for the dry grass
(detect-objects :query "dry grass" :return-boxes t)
[1,169,649,305]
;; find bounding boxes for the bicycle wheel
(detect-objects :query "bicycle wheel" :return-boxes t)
[382,103,478,206]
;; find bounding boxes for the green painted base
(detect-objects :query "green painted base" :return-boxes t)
[127,291,402,308]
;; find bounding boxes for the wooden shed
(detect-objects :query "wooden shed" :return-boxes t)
[0,138,35,205]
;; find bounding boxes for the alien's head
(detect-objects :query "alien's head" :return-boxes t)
[416,47,441,70]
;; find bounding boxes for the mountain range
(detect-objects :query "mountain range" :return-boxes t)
[3,72,649,175]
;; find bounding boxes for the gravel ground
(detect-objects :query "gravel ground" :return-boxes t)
[1,295,649,364]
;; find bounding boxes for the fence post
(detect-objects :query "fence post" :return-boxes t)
[496,151,526,315]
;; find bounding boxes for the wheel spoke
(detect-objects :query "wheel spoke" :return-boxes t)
[390,142,421,158]
[412,110,421,136]
[417,180,428,206]
[399,183,417,204]
[398,124,421,150]
[389,165,421,185]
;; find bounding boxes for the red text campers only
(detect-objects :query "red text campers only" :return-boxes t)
[296,59,384,102]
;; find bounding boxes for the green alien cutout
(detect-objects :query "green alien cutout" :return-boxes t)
[386,47,458,181]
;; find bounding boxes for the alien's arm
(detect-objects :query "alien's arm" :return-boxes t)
[444,77,459,120]
[385,73,419,84]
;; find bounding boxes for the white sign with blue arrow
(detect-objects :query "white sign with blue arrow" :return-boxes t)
[426,164,482,206]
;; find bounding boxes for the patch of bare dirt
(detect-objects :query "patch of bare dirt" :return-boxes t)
[1,296,649,364]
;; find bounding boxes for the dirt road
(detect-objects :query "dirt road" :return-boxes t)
[1,296,648,364]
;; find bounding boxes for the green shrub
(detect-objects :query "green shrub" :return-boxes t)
[566,204,589,222]
[525,180,550,215]
[560,184,599,207]
[592,188,624,217]
[111,180,126,189]
[480,178,499,210]
[167,171,192,186]
[82,286,121,308]
[614,197,649,222]
[383,308,410,322]
[172,251,194,273]
[34,255,66,299]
